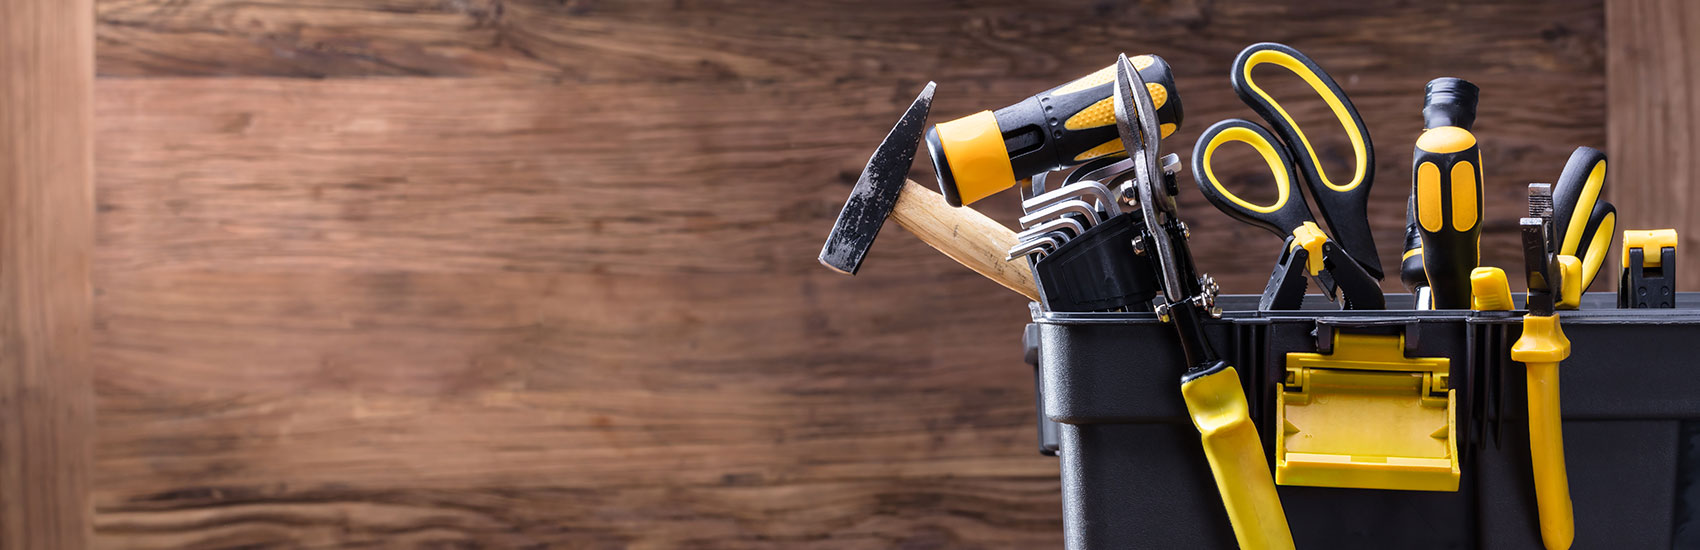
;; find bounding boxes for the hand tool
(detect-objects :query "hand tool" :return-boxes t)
[1007,178,1104,261]
[927,55,1183,207]
[1620,229,1679,308]
[1116,53,1295,549]
[1412,77,1482,309]
[1401,198,1433,309]
[1191,43,1383,310]
[1512,183,1577,550]
[1550,147,1617,308]
[819,82,1040,300]
[1019,198,1102,229]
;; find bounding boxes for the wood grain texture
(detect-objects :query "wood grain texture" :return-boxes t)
[1,0,96,547]
[88,0,1608,547]
[1608,0,1700,289]
[892,180,1037,300]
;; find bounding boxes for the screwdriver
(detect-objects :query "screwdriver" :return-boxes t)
[1411,77,1482,309]
[1400,197,1431,308]
[926,55,1183,206]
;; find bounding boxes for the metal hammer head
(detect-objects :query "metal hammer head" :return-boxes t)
[818,82,936,275]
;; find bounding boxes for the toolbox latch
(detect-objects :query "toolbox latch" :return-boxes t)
[1276,332,1459,492]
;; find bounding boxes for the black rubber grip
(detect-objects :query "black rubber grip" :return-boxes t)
[1400,196,1428,293]
[995,56,1183,180]
[1413,78,1483,309]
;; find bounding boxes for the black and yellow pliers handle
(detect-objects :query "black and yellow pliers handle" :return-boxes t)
[1552,147,1617,309]
[1115,55,1294,550]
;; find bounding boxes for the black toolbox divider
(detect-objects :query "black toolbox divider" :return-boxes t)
[1028,293,1700,549]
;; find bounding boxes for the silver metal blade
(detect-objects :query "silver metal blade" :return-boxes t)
[1114,54,1185,299]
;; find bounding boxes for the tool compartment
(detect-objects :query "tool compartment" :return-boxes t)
[1028,292,1700,549]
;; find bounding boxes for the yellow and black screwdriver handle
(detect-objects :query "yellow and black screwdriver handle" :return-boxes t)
[1401,197,1433,308]
[1412,77,1483,309]
[926,55,1183,206]
[1551,146,1617,309]
[1225,42,1381,279]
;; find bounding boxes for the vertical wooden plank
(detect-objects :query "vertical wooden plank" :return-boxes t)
[0,0,95,547]
[1608,0,1700,289]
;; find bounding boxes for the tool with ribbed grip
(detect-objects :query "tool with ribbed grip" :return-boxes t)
[1401,197,1432,308]
[927,55,1183,207]
[1412,77,1483,309]
[1551,146,1616,308]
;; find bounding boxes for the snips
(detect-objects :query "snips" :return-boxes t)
[1190,43,1384,310]
[1115,54,1297,550]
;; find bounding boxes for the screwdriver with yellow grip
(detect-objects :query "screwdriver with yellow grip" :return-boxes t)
[1412,77,1483,309]
[926,55,1183,206]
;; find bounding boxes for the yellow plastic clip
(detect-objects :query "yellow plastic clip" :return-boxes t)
[1290,221,1328,276]
[1555,255,1583,310]
[1512,314,1574,550]
[1623,228,1679,268]
[1278,333,1458,492]
[1470,267,1514,311]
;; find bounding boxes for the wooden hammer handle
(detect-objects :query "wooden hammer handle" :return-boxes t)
[891,179,1040,301]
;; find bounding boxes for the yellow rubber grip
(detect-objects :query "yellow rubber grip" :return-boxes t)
[1511,314,1574,550]
[1470,266,1513,311]
[932,110,1016,206]
[1181,366,1296,550]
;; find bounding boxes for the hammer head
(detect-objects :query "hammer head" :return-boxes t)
[818,82,935,275]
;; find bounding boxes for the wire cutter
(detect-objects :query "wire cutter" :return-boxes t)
[1115,54,1295,549]
[1189,43,1384,310]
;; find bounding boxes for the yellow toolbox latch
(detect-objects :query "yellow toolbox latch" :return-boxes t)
[1277,332,1459,492]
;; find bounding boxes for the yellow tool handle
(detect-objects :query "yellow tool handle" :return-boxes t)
[1511,314,1574,550]
[1413,78,1483,309]
[1413,125,1483,309]
[889,179,1040,301]
[1181,365,1296,550]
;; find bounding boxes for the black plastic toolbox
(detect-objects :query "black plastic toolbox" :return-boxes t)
[1025,292,1700,549]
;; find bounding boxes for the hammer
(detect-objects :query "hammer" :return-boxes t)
[818,82,1039,300]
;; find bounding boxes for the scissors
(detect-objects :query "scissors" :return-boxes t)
[1191,42,1383,310]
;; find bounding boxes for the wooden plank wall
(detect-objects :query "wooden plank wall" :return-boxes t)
[86,1,1607,547]
[1609,0,1700,289]
[0,0,96,547]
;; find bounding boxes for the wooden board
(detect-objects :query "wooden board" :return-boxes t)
[88,0,1607,547]
[1608,0,1700,289]
[0,0,95,547]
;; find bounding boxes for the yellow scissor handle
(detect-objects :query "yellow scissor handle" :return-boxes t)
[1232,43,1371,194]
[1191,119,1313,241]
[1511,313,1575,550]
[1227,42,1383,281]
[1181,365,1296,550]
